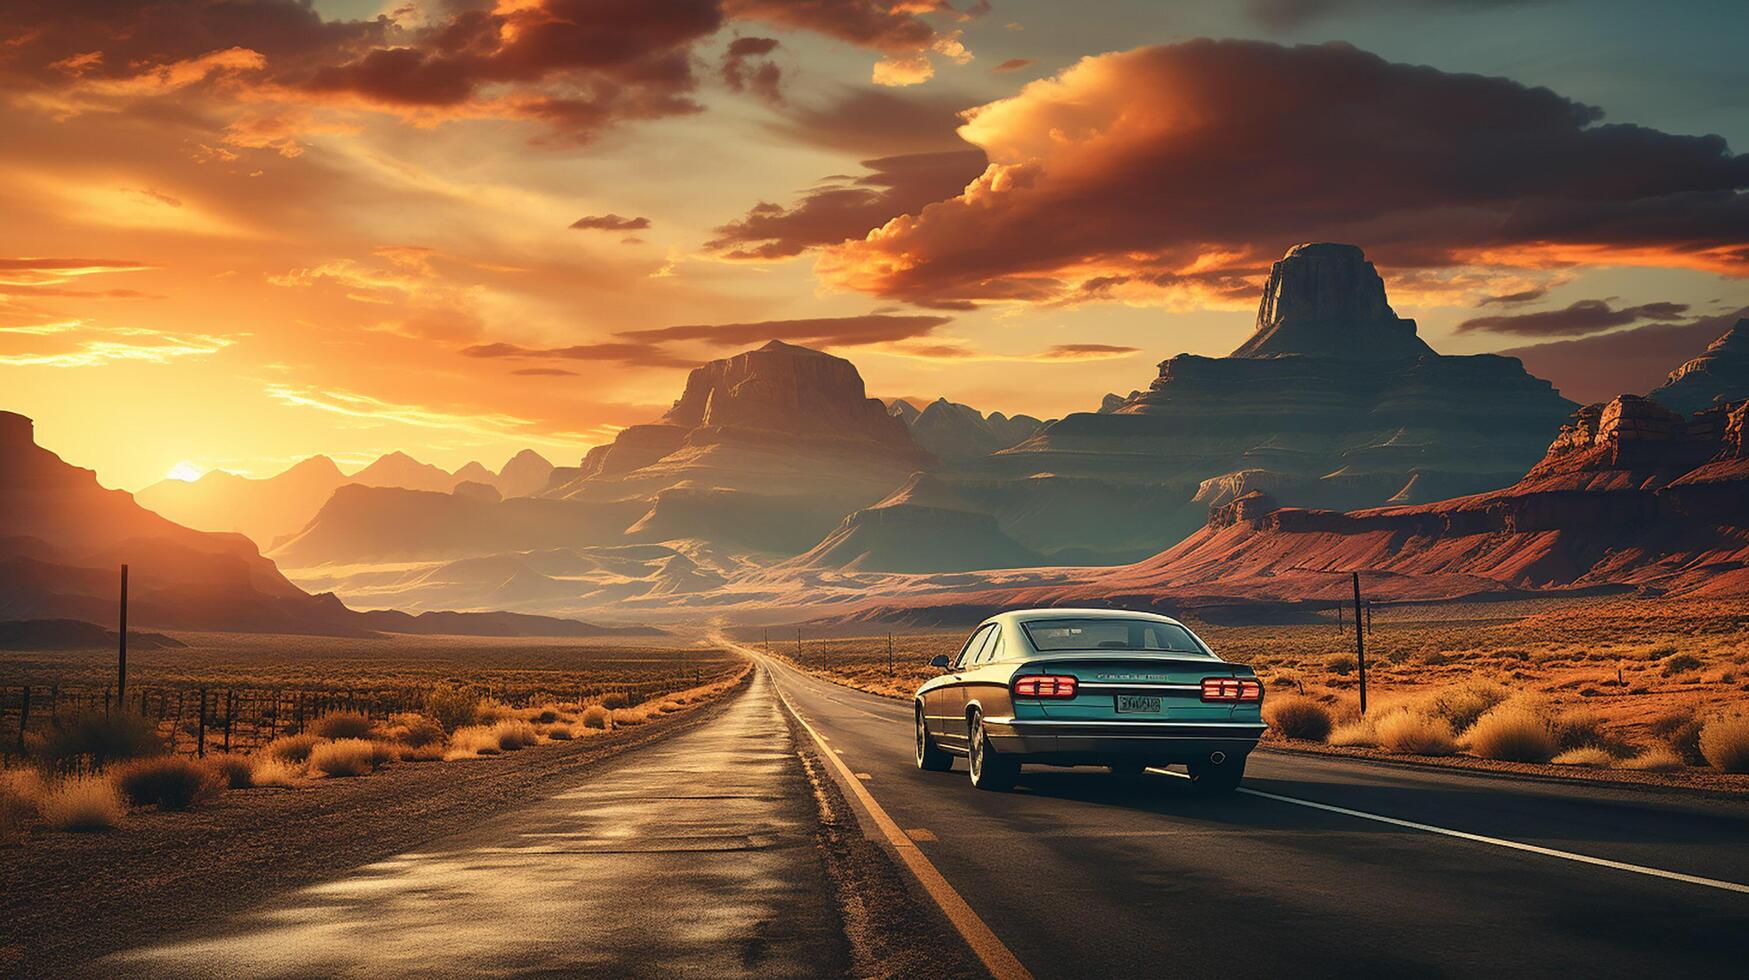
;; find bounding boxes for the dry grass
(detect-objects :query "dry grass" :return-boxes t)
[444,725,505,760]
[581,705,611,730]
[492,720,539,750]
[378,712,446,749]
[1699,714,1749,773]
[1463,701,1558,763]
[309,712,373,740]
[424,684,483,733]
[37,711,162,767]
[1,768,46,841]
[600,691,629,709]
[1264,697,1332,742]
[1621,746,1685,772]
[1375,711,1457,755]
[1328,717,1378,747]
[543,723,574,740]
[610,706,651,727]
[1551,747,1616,767]
[262,733,321,764]
[249,757,304,787]
[39,774,125,831]
[205,752,256,789]
[113,756,224,810]
[308,738,382,777]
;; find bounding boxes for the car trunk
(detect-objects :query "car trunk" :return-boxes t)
[1015,656,1255,723]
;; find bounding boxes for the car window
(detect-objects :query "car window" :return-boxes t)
[979,630,1006,664]
[967,626,1000,666]
[1021,618,1211,655]
[953,625,995,669]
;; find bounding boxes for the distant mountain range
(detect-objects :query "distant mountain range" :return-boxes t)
[13,243,1748,631]
[137,447,555,549]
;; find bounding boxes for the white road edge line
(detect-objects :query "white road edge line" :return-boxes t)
[1152,769,1749,895]
[747,655,1034,980]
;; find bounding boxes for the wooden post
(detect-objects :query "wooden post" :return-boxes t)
[15,686,28,756]
[1352,572,1368,716]
[1336,601,1344,633]
[887,633,894,675]
[117,564,129,705]
[196,687,208,758]
[223,691,234,753]
[1366,599,1374,634]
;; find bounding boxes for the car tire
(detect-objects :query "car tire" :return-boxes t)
[916,704,953,772]
[967,711,1018,791]
[1187,754,1246,795]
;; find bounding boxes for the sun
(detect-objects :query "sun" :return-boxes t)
[165,461,205,482]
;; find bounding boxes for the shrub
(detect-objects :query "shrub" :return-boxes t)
[1421,679,1510,732]
[249,757,303,787]
[1264,698,1332,742]
[532,707,560,724]
[610,706,651,727]
[381,712,446,749]
[601,692,629,709]
[1660,653,1704,677]
[1649,708,1706,765]
[475,699,514,725]
[444,725,503,759]
[581,705,611,730]
[398,742,447,762]
[114,756,224,810]
[544,724,574,741]
[1328,717,1378,747]
[40,775,125,831]
[308,738,380,777]
[310,711,373,740]
[1621,746,1684,772]
[263,733,321,764]
[424,684,482,733]
[1463,701,1557,763]
[1375,711,1457,755]
[493,720,539,750]
[1325,653,1357,677]
[1698,714,1749,773]
[39,711,162,767]
[1551,747,1615,767]
[1,768,45,840]
[205,752,256,789]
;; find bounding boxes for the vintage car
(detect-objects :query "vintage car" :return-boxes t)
[914,609,1266,792]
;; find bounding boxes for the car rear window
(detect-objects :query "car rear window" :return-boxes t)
[1021,618,1211,655]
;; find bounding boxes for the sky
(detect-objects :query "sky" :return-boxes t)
[2,0,1746,490]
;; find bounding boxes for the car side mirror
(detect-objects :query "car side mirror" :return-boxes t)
[929,655,951,670]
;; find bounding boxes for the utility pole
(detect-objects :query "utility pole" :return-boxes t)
[1352,571,1368,715]
[117,564,129,708]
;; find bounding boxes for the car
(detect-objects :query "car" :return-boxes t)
[913,608,1266,793]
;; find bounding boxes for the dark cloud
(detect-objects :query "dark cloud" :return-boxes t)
[707,149,985,259]
[724,0,944,53]
[818,40,1749,306]
[992,58,1034,73]
[721,35,783,102]
[619,313,952,347]
[1457,299,1691,336]
[460,341,694,369]
[570,214,651,231]
[1478,287,1550,306]
[1500,306,1749,404]
[764,86,978,155]
[1042,343,1141,358]
[1249,0,1539,31]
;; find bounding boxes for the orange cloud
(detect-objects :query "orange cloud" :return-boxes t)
[815,40,1749,308]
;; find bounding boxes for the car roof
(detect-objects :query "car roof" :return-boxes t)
[983,608,1192,630]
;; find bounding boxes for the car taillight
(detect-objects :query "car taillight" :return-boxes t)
[1201,677,1262,702]
[1013,674,1078,699]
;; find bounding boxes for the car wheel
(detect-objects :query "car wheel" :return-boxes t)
[967,711,1017,791]
[916,704,953,772]
[1187,754,1246,795]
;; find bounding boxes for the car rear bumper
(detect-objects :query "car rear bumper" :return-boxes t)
[982,717,1266,763]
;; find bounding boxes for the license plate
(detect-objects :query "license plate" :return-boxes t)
[1114,695,1163,714]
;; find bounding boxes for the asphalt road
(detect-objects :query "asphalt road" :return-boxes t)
[99,669,849,978]
[750,651,1749,979]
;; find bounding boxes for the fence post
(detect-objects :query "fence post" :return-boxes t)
[197,687,208,758]
[1352,572,1368,716]
[15,686,28,756]
[223,691,234,753]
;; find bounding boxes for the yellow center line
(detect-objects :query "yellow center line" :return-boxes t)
[756,657,1034,980]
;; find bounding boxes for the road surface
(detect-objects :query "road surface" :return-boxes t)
[102,669,849,978]
[749,650,1749,978]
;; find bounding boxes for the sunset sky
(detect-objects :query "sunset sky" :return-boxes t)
[4,0,1747,490]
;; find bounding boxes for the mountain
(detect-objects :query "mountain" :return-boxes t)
[1649,320,1749,415]
[451,461,497,486]
[497,449,555,497]
[0,411,654,637]
[137,455,347,550]
[960,242,1577,558]
[787,473,1040,573]
[352,451,457,493]
[893,398,1047,462]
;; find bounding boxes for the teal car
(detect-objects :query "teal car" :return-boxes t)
[913,609,1266,793]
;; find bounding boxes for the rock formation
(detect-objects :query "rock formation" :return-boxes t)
[787,473,1041,573]
[891,397,1047,462]
[967,243,1577,559]
[138,454,349,550]
[1649,320,1749,415]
